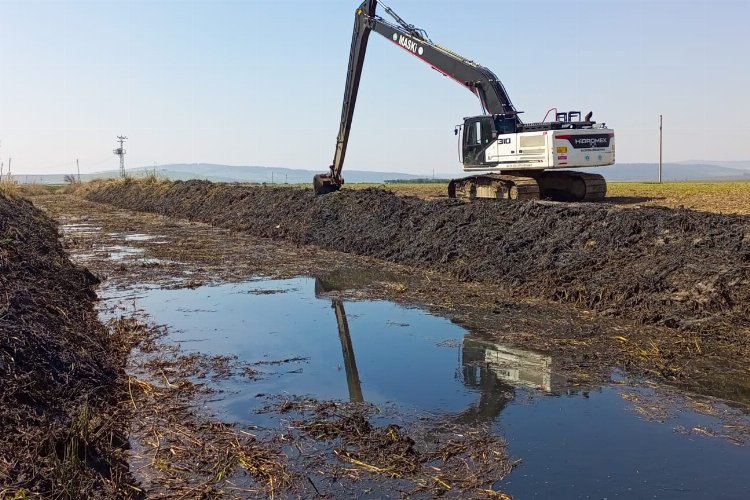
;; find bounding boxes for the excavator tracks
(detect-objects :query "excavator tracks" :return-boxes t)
[448,174,540,201]
[537,171,607,201]
[448,171,607,202]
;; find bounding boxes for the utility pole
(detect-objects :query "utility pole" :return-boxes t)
[76,158,81,183]
[114,136,128,178]
[658,115,663,184]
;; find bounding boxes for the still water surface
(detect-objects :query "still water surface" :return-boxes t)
[115,277,750,499]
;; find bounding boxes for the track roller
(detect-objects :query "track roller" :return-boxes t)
[448,174,540,201]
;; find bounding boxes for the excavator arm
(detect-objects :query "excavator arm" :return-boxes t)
[313,0,520,195]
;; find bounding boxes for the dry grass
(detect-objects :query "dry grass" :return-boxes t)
[340,180,750,214]
[606,181,750,214]
[0,177,19,197]
[106,316,292,498]
[70,176,172,197]
[19,183,58,196]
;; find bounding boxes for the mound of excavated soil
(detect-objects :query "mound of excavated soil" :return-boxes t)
[0,195,131,496]
[83,180,750,340]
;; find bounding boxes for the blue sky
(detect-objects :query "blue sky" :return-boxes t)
[1,0,748,175]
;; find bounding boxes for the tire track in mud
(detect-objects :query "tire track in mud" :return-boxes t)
[81,180,750,347]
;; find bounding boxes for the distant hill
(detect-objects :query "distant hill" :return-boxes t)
[152,164,436,184]
[600,162,750,182]
[18,161,750,185]
[20,163,432,185]
[677,160,750,171]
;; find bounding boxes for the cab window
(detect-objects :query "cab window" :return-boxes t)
[494,116,517,135]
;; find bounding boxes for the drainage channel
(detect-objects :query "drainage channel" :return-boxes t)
[103,275,750,499]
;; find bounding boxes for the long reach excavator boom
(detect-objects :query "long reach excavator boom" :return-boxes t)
[314,0,615,201]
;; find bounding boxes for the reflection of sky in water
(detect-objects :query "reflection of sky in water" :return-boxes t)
[132,277,476,413]
[123,233,157,241]
[100,245,145,260]
[123,277,750,499]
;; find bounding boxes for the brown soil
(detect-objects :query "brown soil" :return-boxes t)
[33,194,522,497]
[0,194,135,497]
[81,180,750,346]
[15,182,748,497]
[35,188,745,408]
[273,398,515,497]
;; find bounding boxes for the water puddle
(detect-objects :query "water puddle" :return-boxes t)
[61,222,102,236]
[106,275,750,498]
[100,245,145,260]
[123,233,157,241]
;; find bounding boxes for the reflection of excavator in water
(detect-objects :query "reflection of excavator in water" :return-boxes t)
[458,338,555,424]
[315,277,364,403]
[314,274,557,423]
[314,0,615,202]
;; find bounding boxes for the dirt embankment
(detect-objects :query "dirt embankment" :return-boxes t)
[82,180,750,342]
[0,195,133,496]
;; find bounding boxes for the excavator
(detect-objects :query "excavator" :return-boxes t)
[314,0,615,201]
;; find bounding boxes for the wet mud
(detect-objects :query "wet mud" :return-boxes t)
[0,195,133,496]
[78,181,750,395]
[82,180,750,336]
[28,193,750,497]
[36,195,523,497]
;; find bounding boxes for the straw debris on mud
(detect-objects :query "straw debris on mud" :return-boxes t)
[117,321,291,497]
[0,194,134,497]
[265,398,516,497]
[34,192,750,406]
[18,188,750,496]
[98,312,294,498]
[79,180,750,339]
[71,180,750,400]
[26,192,522,497]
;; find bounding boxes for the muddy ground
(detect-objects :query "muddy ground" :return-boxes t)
[0,194,133,497]
[35,194,524,497]
[77,180,750,398]
[40,192,750,406]
[80,180,750,332]
[21,191,750,496]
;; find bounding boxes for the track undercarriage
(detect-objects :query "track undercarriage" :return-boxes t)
[448,171,607,202]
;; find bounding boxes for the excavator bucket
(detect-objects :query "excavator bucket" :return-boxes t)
[313,173,342,196]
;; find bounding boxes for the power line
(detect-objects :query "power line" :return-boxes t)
[658,115,663,184]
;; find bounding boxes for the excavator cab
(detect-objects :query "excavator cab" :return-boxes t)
[460,113,522,166]
[461,116,497,166]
